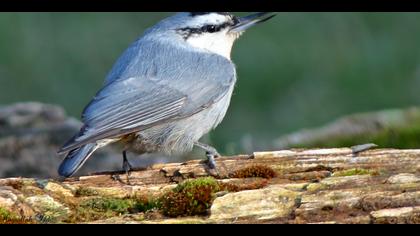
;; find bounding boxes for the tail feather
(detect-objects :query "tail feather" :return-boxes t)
[58,143,98,177]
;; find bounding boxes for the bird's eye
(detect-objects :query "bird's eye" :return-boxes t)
[206,25,217,33]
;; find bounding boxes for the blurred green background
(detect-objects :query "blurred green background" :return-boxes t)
[1,12,420,154]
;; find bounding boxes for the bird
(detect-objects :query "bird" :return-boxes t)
[57,12,276,178]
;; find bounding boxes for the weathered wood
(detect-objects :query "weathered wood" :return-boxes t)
[0,148,419,224]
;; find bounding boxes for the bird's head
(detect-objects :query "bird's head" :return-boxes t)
[150,12,276,59]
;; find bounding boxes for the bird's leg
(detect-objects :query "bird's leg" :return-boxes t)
[194,142,221,158]
[122,151,133,183]
[194,142,220,173]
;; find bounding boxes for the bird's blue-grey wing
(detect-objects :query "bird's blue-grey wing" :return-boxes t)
[59,39,236,153]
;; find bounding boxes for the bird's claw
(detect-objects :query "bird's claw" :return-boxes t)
[206,151,217,169]
[194,142,221,177]
[206,151,220,177]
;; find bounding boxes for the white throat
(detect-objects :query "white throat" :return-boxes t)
[186,31,238,59]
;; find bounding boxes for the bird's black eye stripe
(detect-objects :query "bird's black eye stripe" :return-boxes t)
[177,22,233,38]
[203,25,217,33]
[176,20,237,40]
[178,24,220,35]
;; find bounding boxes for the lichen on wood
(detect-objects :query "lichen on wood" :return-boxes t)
[0,148,419,224]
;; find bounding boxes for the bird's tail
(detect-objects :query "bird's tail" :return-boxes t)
[58,143,98,177]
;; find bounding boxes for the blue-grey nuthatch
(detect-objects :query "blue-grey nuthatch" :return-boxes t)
[58,12,276,177]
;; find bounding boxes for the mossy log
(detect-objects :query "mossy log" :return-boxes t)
[0,148,419,224]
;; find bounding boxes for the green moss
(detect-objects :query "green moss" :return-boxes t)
[81,197,135,214]
[0,207,16,222]
[160,177,220,217]
[159,177,273,218]
[66,196,158,223]
[0,207,34,224]
[75,187,99,197]
[173,177,219,193]
[332,168,379,177]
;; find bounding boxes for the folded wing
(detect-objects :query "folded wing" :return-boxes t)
[59,40,236,154]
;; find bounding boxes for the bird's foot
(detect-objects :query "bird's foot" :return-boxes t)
[206,151,217,169]
[194,142,222,177]
[205,151,220,177]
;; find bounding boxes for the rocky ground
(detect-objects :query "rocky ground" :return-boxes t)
[1,147,419,224]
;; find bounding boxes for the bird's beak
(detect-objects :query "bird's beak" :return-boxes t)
[229,12,276,33]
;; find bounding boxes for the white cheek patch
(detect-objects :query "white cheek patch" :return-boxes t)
[186,31,237,59]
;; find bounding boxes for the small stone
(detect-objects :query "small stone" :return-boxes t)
[0,187,18,209]
[387,173,420,184]
[210,185,300,221]
[370,206,420,224]
[371,207,412,217]
[43,182,74,198]
[25,195,70,223]
[20,185,44,195]
[17,203,36,219]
